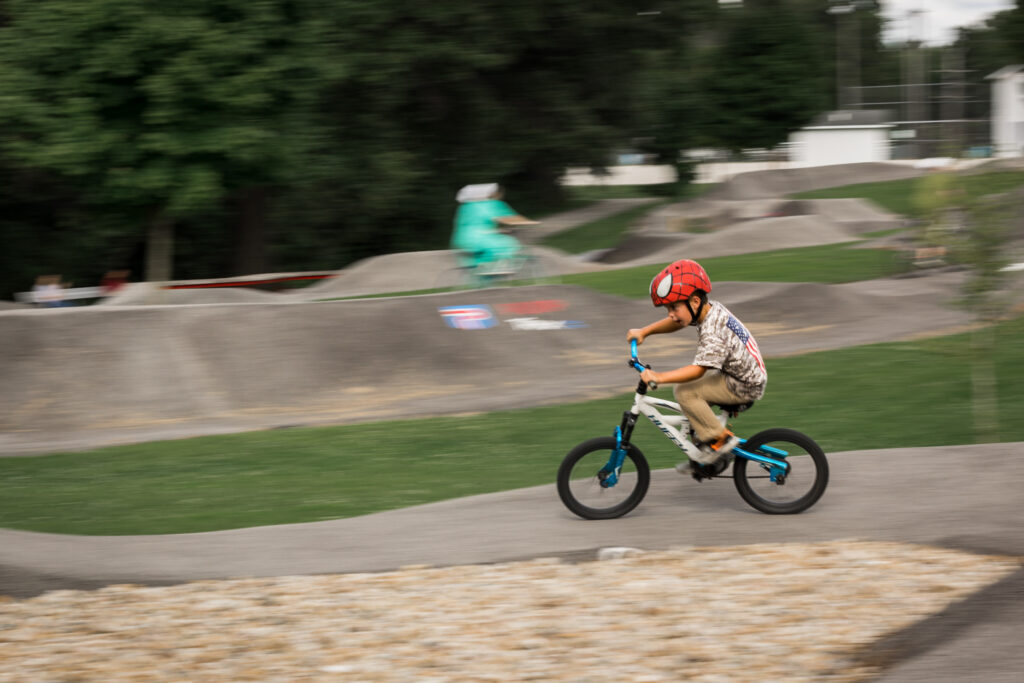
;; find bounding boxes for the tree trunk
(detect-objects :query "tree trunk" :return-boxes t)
[145,212,174,282]
[231,187,268,276]
[970,324,999,443]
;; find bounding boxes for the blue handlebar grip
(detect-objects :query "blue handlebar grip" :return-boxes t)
[630,338,657,388]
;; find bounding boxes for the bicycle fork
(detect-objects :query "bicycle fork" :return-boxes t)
[600,410,639,488]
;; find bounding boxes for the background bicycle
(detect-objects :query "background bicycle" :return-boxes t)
[434,226,556,289]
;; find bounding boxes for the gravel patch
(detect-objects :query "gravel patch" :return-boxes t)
[0,540,1017,682]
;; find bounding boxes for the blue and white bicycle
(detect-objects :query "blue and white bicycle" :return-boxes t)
[556,341,829,519]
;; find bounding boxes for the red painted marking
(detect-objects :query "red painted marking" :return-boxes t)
[495,300,568,315]
[164,274,336,290]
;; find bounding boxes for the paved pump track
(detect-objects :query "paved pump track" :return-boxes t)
[1,161,1023,680]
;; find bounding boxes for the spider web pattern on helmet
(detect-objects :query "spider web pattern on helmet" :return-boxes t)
[650,259,711,306]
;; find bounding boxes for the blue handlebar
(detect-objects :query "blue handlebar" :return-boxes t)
[629,340,657,389]
[629,339,642,370]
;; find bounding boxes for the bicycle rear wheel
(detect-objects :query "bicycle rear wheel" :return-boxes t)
[732,428,828,514]
[557,436,649,520]
[511,250,558,286]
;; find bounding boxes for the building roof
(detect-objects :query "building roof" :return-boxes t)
[987,65,1024,80]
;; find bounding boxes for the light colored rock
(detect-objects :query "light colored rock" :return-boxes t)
[597,546,645,560]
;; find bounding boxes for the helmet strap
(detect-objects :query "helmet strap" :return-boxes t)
[685,292,708,326]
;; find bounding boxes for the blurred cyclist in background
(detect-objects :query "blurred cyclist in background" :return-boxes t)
[450,183,537,274]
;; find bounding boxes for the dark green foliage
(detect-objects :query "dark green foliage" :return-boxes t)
[0,0,328,290]
[0,2,675,295]
[0,0,980,298]
[699,0,830,150]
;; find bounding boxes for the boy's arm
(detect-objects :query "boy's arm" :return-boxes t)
[642,364,707,387]
[627,316,684,343]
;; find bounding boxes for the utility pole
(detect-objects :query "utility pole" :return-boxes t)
[829,2,853,109]
[938,46,969,157]
[828,1,868,110]
[902,9,927,157]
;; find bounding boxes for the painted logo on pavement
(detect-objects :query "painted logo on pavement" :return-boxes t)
[506,317,587,330]
[439,305,498,330]
[438,300,586,330]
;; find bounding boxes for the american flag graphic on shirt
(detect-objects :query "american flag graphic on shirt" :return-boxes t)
[693,301,766,401]
[726,315,765,371]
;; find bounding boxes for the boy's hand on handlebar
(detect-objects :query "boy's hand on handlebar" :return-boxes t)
[627,329,646,345]
[640,369,659,387]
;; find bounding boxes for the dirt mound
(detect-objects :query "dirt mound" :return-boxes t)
[718,280,873,325]
[615,215,858,266]
[0,271,983,455]
[708,163,924,200]
[0,286,638,449]
[644,199,786,233]
[775,198,906,235]
[596,233,693,264]
[100,282,283,306]
[300,248,606,300]
[521,198,659,243]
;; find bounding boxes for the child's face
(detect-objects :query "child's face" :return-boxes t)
[664,299,694,325]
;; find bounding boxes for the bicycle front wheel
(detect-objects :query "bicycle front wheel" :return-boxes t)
[733,428,829,514]
[433,264,475,290]
[557,436,649,520]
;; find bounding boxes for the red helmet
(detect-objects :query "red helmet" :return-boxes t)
[649,259,712,307]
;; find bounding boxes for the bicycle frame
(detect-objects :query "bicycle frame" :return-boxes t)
[449,250,540,289]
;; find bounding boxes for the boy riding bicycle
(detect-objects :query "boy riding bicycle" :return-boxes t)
[627,259,766,469]
[450,183,537,275]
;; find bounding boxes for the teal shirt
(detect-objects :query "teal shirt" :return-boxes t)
[451,199,516,252]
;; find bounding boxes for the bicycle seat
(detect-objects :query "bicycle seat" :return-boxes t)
[712,401,754,417]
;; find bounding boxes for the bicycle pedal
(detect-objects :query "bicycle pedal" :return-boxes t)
[690,460,729,480]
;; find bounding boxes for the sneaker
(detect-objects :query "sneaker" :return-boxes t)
[697,430,740,464]
[677,458,724,481]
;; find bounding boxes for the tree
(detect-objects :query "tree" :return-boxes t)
[272,1,688,263]
[698,0,830,151]
[0,0,327,281]
[957,189,1019,442]
[627,2,721,193]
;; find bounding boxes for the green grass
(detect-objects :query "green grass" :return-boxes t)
[3,316,1024,536]
[792,179,922,217]
[321,242,909,303]
[559,242,908,299]
[792,170,1024,220]
[517,182,696,219]
[540,200,670,254]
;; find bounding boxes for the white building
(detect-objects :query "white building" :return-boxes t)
[987,65,1024,158]
[788,110,894,166]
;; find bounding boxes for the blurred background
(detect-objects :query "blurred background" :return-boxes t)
[1,0,1022,300]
